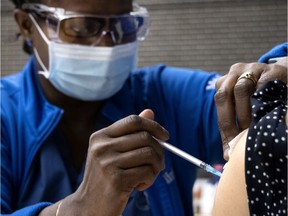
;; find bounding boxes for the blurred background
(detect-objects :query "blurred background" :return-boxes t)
[1,0,287,77]
[1,0,287,215]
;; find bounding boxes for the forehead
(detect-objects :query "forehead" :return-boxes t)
[45,0,133,15]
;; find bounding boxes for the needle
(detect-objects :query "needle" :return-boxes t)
[155,139,222,177]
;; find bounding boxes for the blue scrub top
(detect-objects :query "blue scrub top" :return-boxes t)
[17,114,153,216]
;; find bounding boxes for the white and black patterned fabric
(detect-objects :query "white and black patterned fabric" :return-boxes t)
[245,80,287,216]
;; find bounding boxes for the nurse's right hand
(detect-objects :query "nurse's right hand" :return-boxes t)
[70,109,169,216]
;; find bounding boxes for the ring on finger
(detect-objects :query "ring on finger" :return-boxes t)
[237,71,257,85]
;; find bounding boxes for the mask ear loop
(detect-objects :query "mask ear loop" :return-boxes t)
[28,14,50,79]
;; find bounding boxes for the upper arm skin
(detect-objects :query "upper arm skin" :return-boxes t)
[212,129,249,216]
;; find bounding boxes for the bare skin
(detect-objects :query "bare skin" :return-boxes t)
[14,0,169,215]
[213,113,288,215]
[212,129,249,216]
[12,0,288,214]
[215,57,288,160]
[13,0,129,169]
[41,108,168,216]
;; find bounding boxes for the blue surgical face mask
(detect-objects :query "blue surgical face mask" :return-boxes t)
[29,15,138,101]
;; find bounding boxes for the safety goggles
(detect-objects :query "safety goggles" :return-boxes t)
[22,3,150,45]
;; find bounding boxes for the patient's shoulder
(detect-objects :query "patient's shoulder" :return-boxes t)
[212,129,249,216]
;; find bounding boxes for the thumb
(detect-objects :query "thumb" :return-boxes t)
[139,109,154,120]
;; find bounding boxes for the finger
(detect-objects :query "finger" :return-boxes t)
[215,90,239,160]
[234,61,287,88]
[90,131,164,162]
[214,77,240,159]
[234,79,255,131]
[139,109,154,120]
[216,60,287,160]
[114,165,161,192]
[109,145,164,174]
[234,62,269,130]
[104,113,169,141]
[222,148,229,161]
[214,63,250,159]
[215,75,226,90]
[116,131,163,154]
[257,63,288,87]
[128,166,160,191]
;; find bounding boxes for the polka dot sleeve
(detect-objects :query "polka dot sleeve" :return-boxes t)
[245,80,287,216]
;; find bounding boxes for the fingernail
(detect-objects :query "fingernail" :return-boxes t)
[162,127,170,140]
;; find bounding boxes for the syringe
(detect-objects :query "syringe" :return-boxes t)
[156,139,222,177]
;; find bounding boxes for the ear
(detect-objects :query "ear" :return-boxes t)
[14,9,34,42]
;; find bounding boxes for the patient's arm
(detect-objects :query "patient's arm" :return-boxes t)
[212,129,249,216]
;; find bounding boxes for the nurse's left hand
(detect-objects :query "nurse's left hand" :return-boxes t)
[214,57,287,160]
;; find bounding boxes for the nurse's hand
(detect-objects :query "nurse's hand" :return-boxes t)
[214,57,287,160]
[71,109,168,216]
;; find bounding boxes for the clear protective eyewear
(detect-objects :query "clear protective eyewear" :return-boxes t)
[21,3,150,45]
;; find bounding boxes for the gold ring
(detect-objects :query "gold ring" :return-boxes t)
[237,71,257,85]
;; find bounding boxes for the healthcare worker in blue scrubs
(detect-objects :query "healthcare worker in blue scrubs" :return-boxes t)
[1,0,287,215]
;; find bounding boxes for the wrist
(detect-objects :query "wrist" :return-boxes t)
[71,184,130,216]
